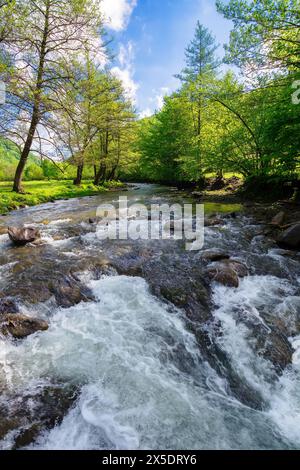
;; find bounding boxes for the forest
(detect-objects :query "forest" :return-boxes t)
[0,0,299,206]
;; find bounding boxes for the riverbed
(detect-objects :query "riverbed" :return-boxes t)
[0,184,300,450]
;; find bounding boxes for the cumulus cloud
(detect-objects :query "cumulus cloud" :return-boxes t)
[111,41,139,103]
[149,87,170,111]
[139,108,152,119]
[101,0,137,31]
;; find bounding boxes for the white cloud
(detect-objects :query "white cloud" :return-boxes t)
[139,108,152,119]
[111,41,139,103]
[101,0,137,31]
[150,87,170,111]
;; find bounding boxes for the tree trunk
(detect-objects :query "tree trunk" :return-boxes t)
[107,165,117,181]
[94,163,106,186]
[12,0,50,193]
[94,131,109,185]
[74,163,84,186]
[13,120,38,192]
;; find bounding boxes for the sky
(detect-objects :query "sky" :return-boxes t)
[101,0,233,117]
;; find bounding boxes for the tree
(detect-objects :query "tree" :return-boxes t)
[216,0,300,74]
[137,95,196,183]
[91,77,135,186]
[0,0,15,44]
[0,0,103,192]
[176,22,220,170]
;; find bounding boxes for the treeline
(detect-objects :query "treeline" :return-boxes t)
[133,0,300,188]
[0,0,137,192]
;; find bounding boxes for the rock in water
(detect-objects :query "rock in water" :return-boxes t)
[271,211,286,226]
[207,266,239,288]
[277,223,300,250]
[0,314,48,339]
[0,298,19,315]
[8,226,40,246]
[200,249,230,262]
[207,260,248,288]
[205,217,223,227]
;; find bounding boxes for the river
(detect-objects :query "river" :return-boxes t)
[0,184,300,450]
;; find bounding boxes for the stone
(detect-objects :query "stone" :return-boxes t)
[223,259,249,277]
[200,250,230,262]
[0,314,48,339]
[207,259,248,288]
[207,266,239,288]
[0,298,19,315]
[277,223,300,250]
[271,211,286,226]
[49,276,94,308]
[205,217,223,227]
[8,226,40,246]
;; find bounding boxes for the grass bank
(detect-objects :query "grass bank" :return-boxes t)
[0,180,125,215]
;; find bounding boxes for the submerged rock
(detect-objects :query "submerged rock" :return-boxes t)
[8,226,40,246]
[200,249,230,262]
[0,383,78,449]
[0,314,48,339]
[207,266,239,288]
[277,223,300,250]
[0,298,19,315]
[207,260,248,288]
[49,275,95,308]
[205,217,223,227]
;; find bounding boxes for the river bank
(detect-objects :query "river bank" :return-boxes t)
[0,180,127,215]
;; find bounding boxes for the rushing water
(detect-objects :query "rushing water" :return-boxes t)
[0,184,300,449]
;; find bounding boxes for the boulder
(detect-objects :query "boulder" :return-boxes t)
[222,259,249,277]
[271,211,286,226]
[207,266,239,288]
[207,259,248,288]
[277,223,300,250]
[0,314,48,339]
[0,298,19,315]
[205,217,223,227]
[200,249,230,262]
[49,275,94,308]
[8,226,40,246]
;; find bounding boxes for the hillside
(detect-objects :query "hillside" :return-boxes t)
[0,138,41,181]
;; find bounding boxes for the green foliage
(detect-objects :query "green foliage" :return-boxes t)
[0,180,108,214]
[135,13,300,190]
[24,163,44,181]
[216,0,300,73]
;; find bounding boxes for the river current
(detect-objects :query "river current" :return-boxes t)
[0,184,299,449]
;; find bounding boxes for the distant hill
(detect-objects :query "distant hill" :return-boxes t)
[0,138,40,165]
[0,138,41,181]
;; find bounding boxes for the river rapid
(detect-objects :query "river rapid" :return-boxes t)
[0,184,300,450]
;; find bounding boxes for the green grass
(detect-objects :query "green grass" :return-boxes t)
[204,172,244,179]
[0,180,124,214]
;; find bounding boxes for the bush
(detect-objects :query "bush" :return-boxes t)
[24,163,45,181]
[242,175,297,201]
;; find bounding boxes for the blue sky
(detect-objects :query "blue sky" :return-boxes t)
[101,0,233,117]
